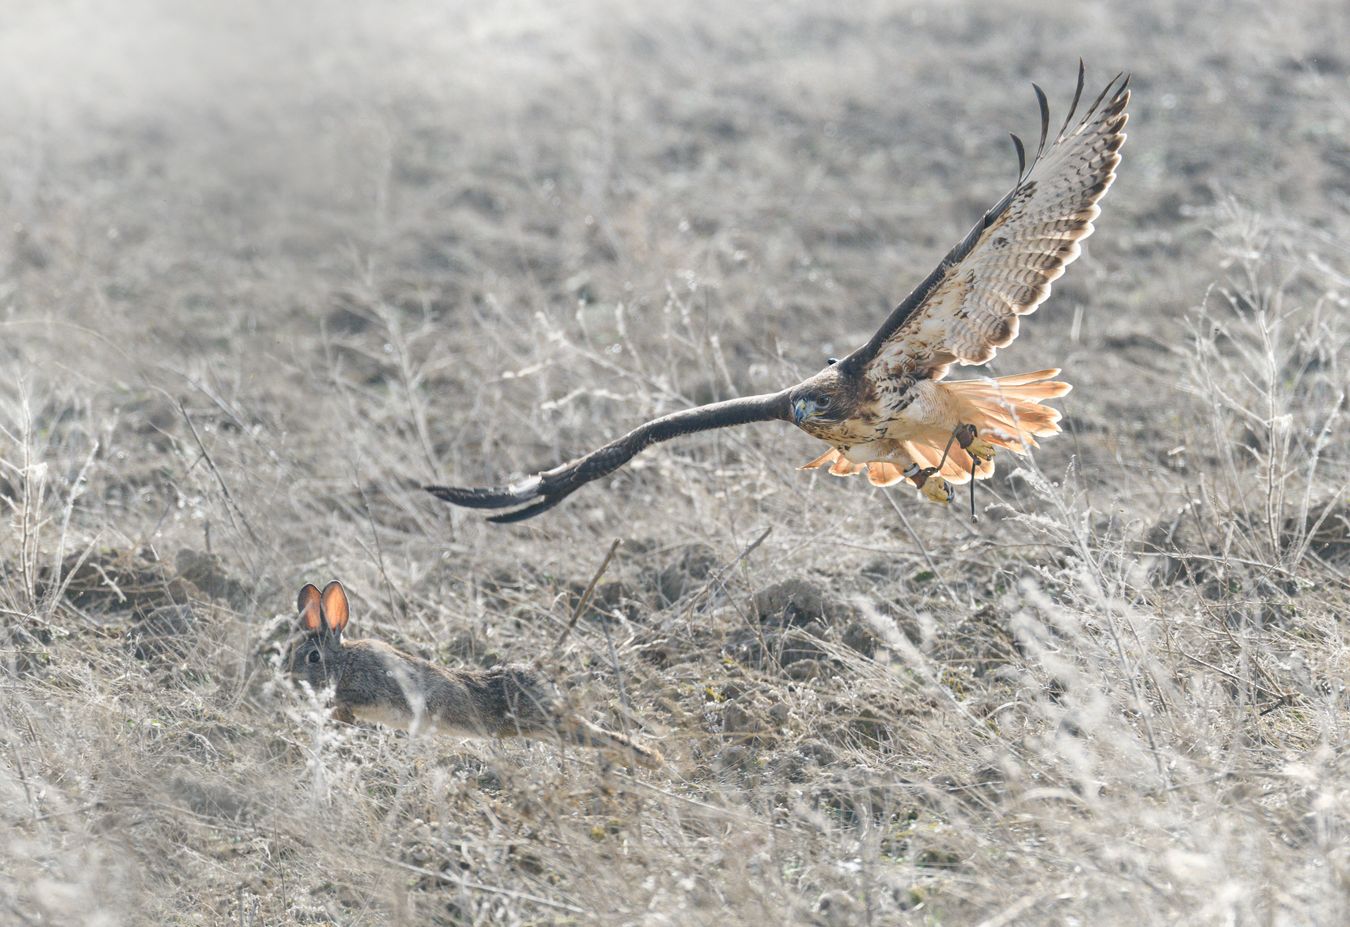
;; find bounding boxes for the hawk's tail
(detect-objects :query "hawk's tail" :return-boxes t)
[799,369,1070,488]
[943,368,1070,453]
[916,368,1071,483]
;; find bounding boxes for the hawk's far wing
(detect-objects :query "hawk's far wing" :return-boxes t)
[845,66,1130,383]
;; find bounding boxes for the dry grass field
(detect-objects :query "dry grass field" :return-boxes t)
[2,1,1347,924]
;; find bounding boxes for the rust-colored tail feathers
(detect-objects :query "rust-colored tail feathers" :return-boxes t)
[944,368,1070,457]
[800,369,1070,487]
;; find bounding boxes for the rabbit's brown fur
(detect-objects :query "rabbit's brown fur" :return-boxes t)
[286,581,662,767]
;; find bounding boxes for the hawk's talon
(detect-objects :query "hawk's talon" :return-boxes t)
[902,464,953,503]
[918,472,954,504]
[950,422,995,462]
[968,437,998,462]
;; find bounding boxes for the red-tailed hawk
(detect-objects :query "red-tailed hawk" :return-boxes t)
[429,65,1129,523]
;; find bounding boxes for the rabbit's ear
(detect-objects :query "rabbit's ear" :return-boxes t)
[320,581,350,635]
[297,583,323,631]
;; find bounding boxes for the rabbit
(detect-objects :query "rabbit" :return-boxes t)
[285,580,662,768]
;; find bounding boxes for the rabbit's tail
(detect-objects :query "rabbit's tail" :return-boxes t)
[564,716,664,768]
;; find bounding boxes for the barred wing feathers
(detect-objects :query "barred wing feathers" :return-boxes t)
[849,66,1130,383]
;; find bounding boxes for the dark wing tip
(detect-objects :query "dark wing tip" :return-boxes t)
[485,494,570,524]
[1087,71,1124,119]
[1100,73,1132,123]
[426,473,580,524]
[1058,60,1089,139]
[1031,83,1051,158]
[1009,132,1027,178]
[424,479,541,509]
[1054,68,1130,139]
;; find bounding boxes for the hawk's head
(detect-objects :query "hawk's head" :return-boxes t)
[787,362,876,444]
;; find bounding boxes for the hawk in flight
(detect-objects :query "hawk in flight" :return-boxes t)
[429,65,1129,523]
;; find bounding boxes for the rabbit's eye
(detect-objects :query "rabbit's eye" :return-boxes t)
[306,650,321,665]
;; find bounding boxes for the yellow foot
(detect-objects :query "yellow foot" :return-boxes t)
[953,423,996,462]
[907,472,950,507]
[919,473,954,504]
[967,435,998,462]
[903,463,954,504]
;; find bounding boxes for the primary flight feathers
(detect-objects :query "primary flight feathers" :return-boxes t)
[429,63,1129,524]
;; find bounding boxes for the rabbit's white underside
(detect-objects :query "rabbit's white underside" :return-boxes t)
[348,702,414,730]
[348,702,483,737]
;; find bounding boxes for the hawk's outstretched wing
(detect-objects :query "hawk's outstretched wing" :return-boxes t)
[426,391,790,523]
[843,65,1129,383]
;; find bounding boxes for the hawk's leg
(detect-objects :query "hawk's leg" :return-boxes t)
[952,422,999,464]
[903,463,955,504]
[905,423,991,511]
[934,423,978,472]
[948,423,986,523]
[901,425,970,503]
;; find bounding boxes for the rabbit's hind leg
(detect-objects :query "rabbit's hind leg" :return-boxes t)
[561,716,664,769]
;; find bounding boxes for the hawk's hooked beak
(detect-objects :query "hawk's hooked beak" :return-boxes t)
[791,398,811,425]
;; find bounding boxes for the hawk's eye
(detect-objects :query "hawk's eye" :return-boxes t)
[815,395,831,409]
[307,650,321,665]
